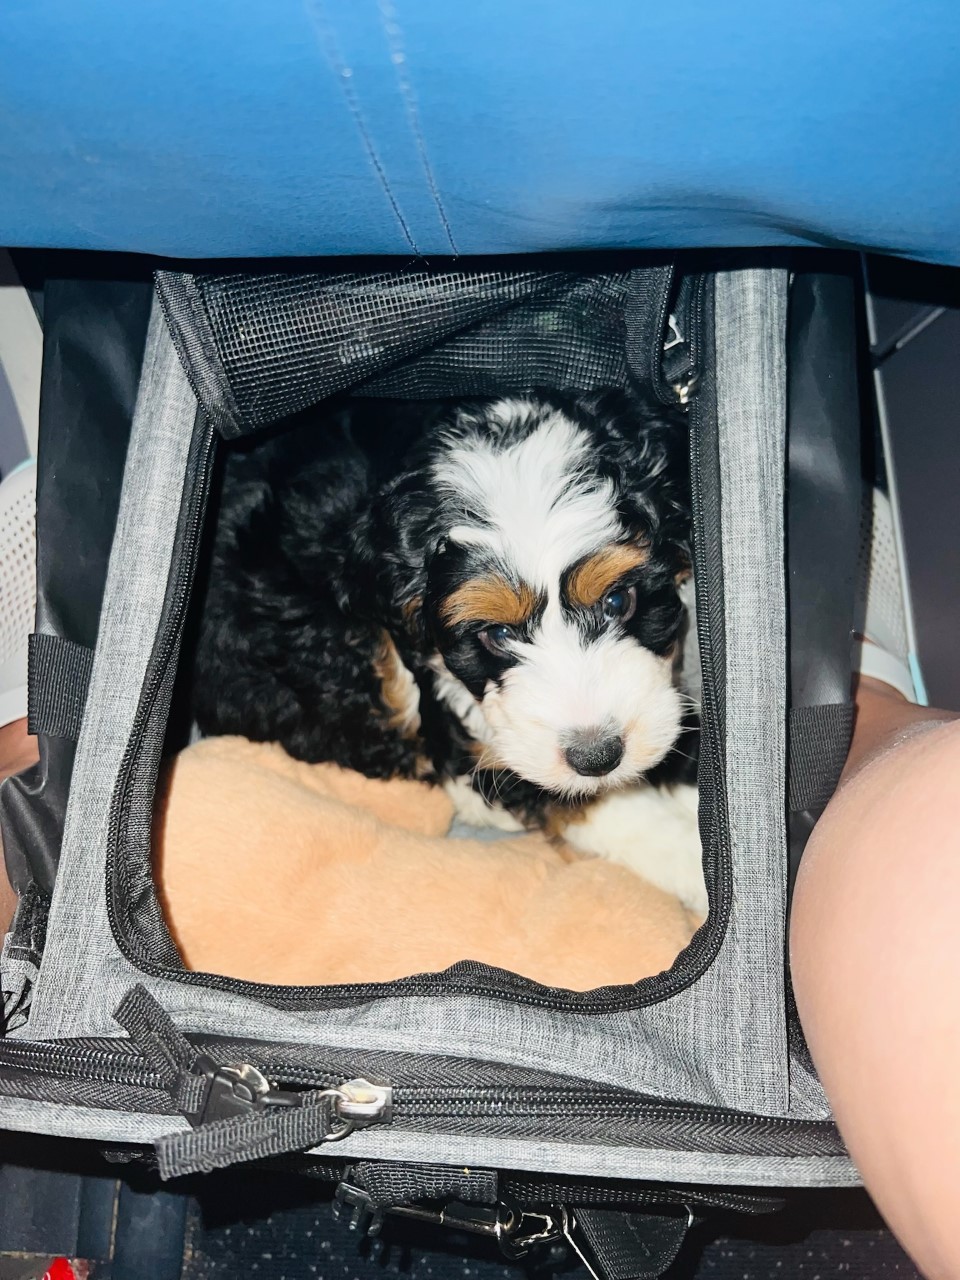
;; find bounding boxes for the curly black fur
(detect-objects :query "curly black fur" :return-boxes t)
[190,389,697,819]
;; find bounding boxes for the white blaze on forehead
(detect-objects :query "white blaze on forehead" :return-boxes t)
[433,404,621,593]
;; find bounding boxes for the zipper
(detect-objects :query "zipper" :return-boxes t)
[186,1057,393,1135]
[104,419,218,952]
[685,274,734,960]
[0,1035,841,1153]
[0,1037,166,1089]
[99,273,727,1014]
[663,273,706,404]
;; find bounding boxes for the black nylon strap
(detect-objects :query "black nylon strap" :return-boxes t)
[111,988,345,1181]
[26,633,94,739]
[575,1207,691,1280]
[788,703,854,812]
[502,1172,781,1217]
[156,1092,338,1180]
[624,266,675,404]
[113,985,206,1114]
[114,985,196,1080]
[351,1161,498,1208]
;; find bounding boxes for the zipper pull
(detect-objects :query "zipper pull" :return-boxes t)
[663,312,700,405]
[190,1057,294,1124]
[664,313,685,351]
[672,371,701,405]
[335,1077,394,1124]
[190,1055,392,1136]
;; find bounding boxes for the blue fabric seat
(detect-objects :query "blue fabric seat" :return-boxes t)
[2,0,958,262]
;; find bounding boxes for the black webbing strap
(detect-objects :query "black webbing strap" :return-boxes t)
[350,1161,498,1208]
[575,1207,691,1279]
[624,266,675,405]
[788,703,855,813]
[502,1172,781,1217]
[328,1162,695,1278]
[156,1092,339,1180]
[112,986,345,1181]
[26,633,95,739]
[113,985,205,1115]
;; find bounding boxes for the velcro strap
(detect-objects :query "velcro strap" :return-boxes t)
[788,702,855,812]
[27,633,95,739]
[575,1207,691,1280]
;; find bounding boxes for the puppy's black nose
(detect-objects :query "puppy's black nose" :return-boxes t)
[564,730,624,777]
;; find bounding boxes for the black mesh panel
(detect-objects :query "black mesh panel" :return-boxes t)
[157,268,669,436]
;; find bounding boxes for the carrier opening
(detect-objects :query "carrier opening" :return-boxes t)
[122,264,727,1003]
[150,386,708,993]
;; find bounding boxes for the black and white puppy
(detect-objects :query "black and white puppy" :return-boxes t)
[190,390,705,912]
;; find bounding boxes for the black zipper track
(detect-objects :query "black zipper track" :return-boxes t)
[0,1035,842,1157]
[0,1038,167,1089]
[104,416,218,955]
[101,272,731,1015]
[686,279,732,939]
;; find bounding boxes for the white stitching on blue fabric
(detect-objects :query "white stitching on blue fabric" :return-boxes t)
[304,0,421,256]
[377,0,459,256]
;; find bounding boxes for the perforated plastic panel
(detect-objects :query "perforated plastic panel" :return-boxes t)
[0,461,36,728]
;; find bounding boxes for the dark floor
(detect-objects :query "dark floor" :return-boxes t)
[0,1141,923,1280]
[180,1174,923,1280]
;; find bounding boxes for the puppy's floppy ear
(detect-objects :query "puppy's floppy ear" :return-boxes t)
[579,387,692,571]
[366,466,445,655]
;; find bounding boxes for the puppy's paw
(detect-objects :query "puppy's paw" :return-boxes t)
[561,782,707,916]
[444,776,526,833]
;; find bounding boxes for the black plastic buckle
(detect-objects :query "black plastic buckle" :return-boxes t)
[190,1054,300,1126]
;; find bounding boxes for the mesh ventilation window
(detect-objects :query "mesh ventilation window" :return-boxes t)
[159,267,671,435]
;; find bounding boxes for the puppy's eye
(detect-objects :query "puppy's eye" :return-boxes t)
[602,585,637,623]
[479,624,515,656]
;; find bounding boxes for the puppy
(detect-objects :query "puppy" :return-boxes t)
[189,390,706,913]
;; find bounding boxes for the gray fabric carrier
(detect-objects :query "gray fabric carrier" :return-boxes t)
[0,265,856,1192]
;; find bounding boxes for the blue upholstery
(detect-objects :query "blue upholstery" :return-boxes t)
[2,0,959,263]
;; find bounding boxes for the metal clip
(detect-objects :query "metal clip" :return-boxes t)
[331,1182,563,1261]
[499,1205,565,1259]
[313,1078,393,1143]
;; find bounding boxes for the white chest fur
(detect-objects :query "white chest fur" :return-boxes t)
[561,782,707,918]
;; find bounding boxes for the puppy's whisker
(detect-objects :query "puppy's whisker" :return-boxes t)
[675,692,701,712]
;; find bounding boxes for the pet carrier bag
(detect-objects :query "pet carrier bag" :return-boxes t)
[0,253,864,1277]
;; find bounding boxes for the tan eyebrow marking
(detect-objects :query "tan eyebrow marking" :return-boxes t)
[567,542,650,608]
[440,575,536,627]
